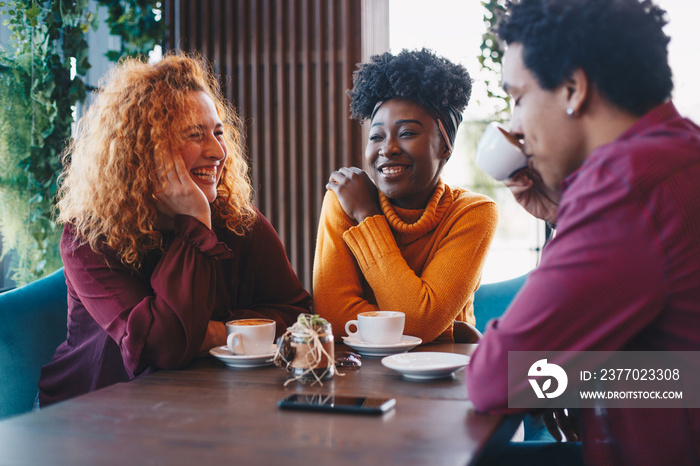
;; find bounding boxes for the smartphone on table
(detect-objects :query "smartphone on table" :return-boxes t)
[278,393,396,415]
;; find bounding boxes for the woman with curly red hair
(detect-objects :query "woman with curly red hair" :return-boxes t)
[313,49,498,343]
[38,54,311,406]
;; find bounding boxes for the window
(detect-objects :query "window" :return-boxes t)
[389,0,700,283]
[389,0,543,283]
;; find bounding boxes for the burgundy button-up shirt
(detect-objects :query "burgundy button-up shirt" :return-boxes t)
[466,102,700,464]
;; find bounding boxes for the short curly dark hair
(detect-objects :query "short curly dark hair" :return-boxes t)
[496,0,672,116]
[348,48,472,122]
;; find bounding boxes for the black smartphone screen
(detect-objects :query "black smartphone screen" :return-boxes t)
[278,393,396,414]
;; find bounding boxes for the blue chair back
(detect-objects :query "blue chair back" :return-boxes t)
[0,267,67,419]
[473,273,529,333]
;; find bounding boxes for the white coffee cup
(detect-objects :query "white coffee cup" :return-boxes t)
[475,122,528,181]
[345,311,405,345]
[226,318,276,355]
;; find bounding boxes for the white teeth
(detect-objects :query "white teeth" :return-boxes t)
[381,166,406,175]
[191,168,216,180]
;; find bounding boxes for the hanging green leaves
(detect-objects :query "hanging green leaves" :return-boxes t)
[479,0,510,119]
[0,1,163,286]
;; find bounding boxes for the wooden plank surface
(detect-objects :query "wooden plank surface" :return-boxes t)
[0,343,504,466]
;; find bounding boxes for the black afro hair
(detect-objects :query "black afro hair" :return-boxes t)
[348,48,472,122]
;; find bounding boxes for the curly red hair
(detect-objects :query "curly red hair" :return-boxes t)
[57,53,256,269]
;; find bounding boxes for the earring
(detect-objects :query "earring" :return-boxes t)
[567,108,577,117]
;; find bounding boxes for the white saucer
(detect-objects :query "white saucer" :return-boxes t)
[341,335,422,357]
[209,345,276,368]
[381,352,470,380]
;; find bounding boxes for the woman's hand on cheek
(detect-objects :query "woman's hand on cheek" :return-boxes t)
[154,154,212,229]
[327,167,382,224]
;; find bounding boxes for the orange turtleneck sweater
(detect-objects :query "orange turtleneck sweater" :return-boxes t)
[313,180,498,342]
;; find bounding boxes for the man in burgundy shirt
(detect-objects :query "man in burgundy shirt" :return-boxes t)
[465,0,700,464]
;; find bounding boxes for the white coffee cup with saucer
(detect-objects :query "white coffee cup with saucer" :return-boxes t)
[225,318,276,356]
[345,311,405,345]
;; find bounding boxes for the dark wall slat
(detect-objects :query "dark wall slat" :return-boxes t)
[299,0,313,289]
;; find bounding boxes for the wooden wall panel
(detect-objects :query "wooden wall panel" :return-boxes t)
[163,0,388,292]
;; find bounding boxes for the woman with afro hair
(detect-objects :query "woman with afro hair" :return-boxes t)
[313,48,498,343]
[38,54,311,407]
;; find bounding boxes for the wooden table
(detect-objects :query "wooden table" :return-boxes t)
[0,342,517,465]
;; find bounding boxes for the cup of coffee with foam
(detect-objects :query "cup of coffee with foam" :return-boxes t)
[476,122,528,181]
[345,311,405,345]
[226,318,276,355]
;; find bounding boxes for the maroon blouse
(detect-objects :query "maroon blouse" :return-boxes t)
[39,211,311,406]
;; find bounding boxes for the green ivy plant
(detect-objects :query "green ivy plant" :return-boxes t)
[479,0,509,120]
[0,0,163,286]
[98,0,165,61]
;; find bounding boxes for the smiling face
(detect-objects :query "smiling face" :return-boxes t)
[365,98,449,209]
[179,91,228,203]
[503,43,586,191]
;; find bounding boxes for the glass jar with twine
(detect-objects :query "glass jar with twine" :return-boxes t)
[274,314,337,385]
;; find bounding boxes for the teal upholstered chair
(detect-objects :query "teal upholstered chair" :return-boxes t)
[0,267,67,419]
[454,273,530,343]
[473,272,529,333]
